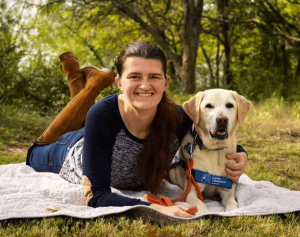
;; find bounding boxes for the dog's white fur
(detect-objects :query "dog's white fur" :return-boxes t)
[169,89,252,214]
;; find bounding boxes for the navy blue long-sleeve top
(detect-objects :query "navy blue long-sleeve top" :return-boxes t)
[82,94,246,208]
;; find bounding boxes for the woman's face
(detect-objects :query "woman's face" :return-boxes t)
[116,57,169,112]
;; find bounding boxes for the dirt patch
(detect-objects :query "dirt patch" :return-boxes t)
[6,146,28,154]
[291,132,300,137]
[266,158,295,164]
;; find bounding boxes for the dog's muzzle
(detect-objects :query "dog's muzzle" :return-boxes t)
[210,116,228,140]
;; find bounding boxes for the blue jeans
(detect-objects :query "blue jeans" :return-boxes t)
[27,128,85,174]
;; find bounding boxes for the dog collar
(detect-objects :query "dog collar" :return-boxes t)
[192,170,233,189]
[183,141,227,156]
[190,124,205,150]
[190,124,227,151]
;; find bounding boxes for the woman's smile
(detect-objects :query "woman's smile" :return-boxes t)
[134,93,154,96]
[116,57,169,112]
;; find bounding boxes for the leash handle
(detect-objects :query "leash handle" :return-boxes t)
[144,158,204,215]
[145,194,173,206]
[144,194,198,215]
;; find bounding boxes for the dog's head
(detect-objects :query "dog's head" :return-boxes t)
[183,89,252,147]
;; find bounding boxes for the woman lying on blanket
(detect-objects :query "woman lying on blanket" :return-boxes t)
[26,41,248,218]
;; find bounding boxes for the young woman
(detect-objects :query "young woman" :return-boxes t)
[27,41,247,218]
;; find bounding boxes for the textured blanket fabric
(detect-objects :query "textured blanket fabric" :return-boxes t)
[1,163,300,224]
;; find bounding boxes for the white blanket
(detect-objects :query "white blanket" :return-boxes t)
[1,163,300,224]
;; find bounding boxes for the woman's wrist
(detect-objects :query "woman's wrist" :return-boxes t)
[150,203,162,212]
[150,203,194,218]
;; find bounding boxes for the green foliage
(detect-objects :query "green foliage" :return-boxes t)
[4,52,70,113]
[0,104,54,148]
[1,0,300,112]
[0,103,55,165]
[233,28,299,102]
[0,2,25,102]
[29,2,143,69]
[29,61,69,110]
[169,92,195,105]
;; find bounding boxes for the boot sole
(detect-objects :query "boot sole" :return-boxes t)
[59,51,74,58]
[81,66,116,76]
[81,66,116,83]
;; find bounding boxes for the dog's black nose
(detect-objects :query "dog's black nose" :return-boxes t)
[216,116,228,125]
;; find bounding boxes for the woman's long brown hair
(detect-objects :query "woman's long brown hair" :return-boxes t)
[139,91,182,194]
[116,41,182,194]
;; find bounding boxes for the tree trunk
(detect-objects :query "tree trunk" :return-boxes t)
[219,0,233,89]
[223,37,233,88]
[111,0,203,94]
[181,42,198,93]
[180,0,203,94]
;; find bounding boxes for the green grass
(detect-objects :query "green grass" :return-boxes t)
[0,99,300,237]
[0,215,299,237]
[0,104,53,165]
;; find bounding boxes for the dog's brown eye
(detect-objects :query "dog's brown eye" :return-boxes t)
[226,103,234,109]
[206,104,214,109]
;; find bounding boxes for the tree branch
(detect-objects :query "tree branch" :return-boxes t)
[255,1,300,46]
[63,24,106,67]
[286,0,300,4]
[274,25,300,46]
[110,0,182,70]
[199,42,214,85]
[164,0,171,15]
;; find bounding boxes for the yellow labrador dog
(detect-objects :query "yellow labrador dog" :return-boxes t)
[169,89,252,214]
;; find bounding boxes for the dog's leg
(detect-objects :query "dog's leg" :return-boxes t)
[218,184,238,212]
[169,165,187,190]
[186,186,209,214]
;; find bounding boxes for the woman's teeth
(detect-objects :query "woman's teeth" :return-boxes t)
[135,93,153,96]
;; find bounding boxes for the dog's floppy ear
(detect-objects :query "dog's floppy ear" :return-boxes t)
[232,92,253,123]
[182,92,205,125]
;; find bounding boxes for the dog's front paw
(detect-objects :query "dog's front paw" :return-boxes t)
[225,200,238,212]
[196,203,209,215]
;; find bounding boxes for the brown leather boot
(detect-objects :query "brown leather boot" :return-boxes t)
[59,52,85,99]
[36,67,116,145]
[82,66,116,96]
[79,66,117,127]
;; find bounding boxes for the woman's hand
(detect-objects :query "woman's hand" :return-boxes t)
[225,152,248,183]
[150,204,194,218]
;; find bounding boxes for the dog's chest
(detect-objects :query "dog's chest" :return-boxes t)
[180,131,236,177]
[192,148,229,177]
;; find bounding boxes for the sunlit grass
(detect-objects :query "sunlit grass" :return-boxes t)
[237,98,300,192]
[0,103,53,164]
[0,214,299,236]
